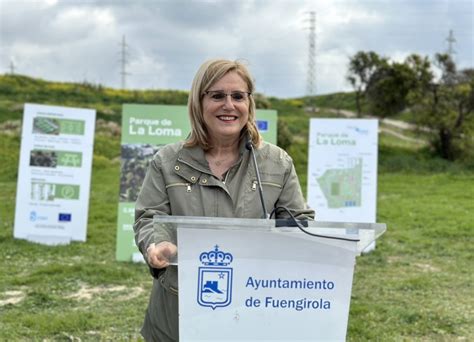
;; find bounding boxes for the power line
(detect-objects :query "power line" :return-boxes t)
[306,11,316,102]
[119,35,131,89]
[9,59,15,74]
[446,29,456,59]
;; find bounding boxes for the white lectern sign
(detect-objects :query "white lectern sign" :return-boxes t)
[14,103,96,244]
[178,226,357,341]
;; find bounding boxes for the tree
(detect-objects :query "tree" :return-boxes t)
[277,119,293,150]
[346,51,385,117]
[404,54,433,92]
[346,51,473,160]
[363,55,433,120]
[365,61,417,119]
[409,54,474,160]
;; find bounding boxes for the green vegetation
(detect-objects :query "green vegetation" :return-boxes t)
[346,51,474,161]
[0,74,189,126]
[0,75,473,340]
[350,170,473,340]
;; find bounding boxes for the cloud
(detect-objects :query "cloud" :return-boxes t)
[0,0,472,98]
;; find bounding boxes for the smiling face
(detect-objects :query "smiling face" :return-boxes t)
[202,71,250,146]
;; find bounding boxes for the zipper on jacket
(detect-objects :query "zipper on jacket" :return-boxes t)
[252,180,282,190]
[252,180,257,190]
[166,182,192,192]
[262,181,282,189]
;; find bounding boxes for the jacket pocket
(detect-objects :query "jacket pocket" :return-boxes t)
[159,267,179,296]
[247,176,283,217]
[166,182,192,192]
[166,181,204,216]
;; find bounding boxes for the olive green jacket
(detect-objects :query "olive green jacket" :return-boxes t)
[134,140,314,341]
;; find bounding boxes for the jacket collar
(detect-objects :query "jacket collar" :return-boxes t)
[177,144,209,174]
[176,137,249,177]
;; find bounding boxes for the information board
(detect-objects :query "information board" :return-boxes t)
[116,104,278,261]
[307,119,378,223]
[14,103,96,244]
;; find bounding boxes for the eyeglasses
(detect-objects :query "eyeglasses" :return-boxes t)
[204,90,251,102]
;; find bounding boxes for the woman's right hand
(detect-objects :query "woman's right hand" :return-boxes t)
[146,241,177,269]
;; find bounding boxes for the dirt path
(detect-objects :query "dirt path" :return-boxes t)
[320,108,428,143]
[379,127,427,145]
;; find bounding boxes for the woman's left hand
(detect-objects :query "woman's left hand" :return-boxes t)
[146,241,177,268]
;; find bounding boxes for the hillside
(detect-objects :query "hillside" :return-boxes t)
[3,74,468,189]
[0,74,473,340]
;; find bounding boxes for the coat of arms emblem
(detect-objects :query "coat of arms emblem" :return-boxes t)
[197,245,233,309]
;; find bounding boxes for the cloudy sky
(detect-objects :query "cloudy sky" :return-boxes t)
[0,0,472,98]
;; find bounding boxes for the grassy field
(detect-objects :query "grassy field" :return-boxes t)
[350,171,473,340]
[1,128,473,341]
[0,71,473,340]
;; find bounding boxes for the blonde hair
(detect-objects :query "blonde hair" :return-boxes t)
[185,59,262,150]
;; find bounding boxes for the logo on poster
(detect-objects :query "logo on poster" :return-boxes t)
[347,125,369,135]
[58,213,72,222]
[197,245,233,310]
[30,211,37,221]
[257,120,268,132]
[29,211,47,222]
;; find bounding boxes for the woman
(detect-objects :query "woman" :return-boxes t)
[134,59,314,341]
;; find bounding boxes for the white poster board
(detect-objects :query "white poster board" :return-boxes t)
[14,103,96,244]
[307,119,378,223]
[178,227,357,341]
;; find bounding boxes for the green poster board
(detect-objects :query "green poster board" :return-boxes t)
[116,104,277,261]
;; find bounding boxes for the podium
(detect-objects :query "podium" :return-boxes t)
[154,215,386,341]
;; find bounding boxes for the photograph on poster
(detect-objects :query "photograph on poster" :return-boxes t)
[33,117,60,135]
[120,144,163,202]
[29,150,58,168]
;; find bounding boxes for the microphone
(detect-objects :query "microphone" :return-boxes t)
[246,139,268,219]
